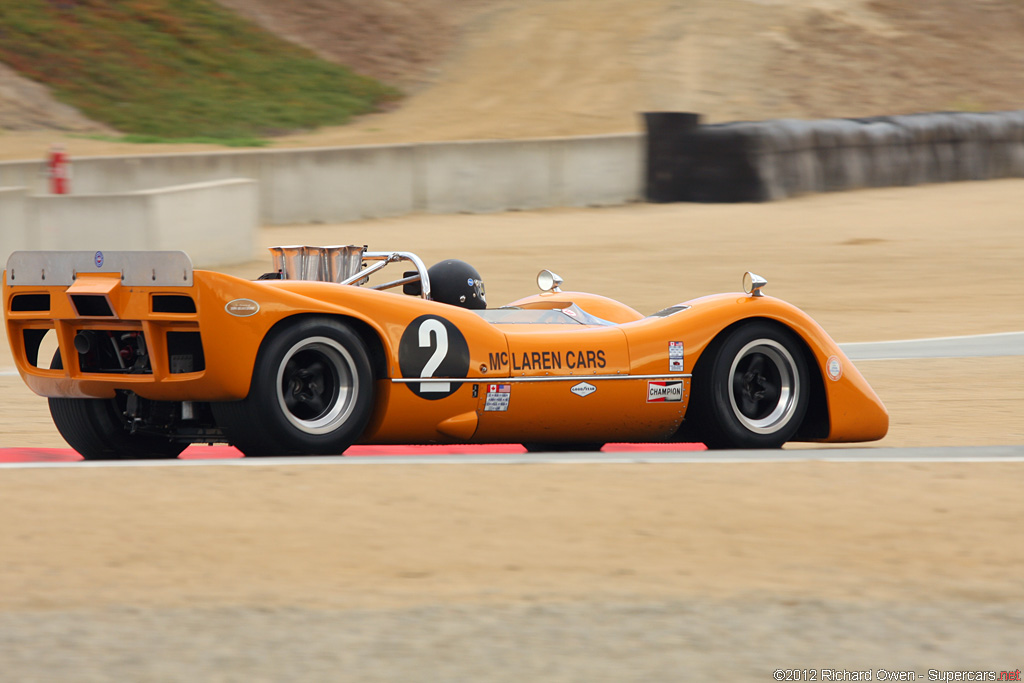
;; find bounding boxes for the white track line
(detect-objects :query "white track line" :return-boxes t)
[840,331,1024,360]
[2,445,1023,469]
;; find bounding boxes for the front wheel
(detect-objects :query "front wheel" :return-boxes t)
[691,321,810,449]
[211,318,375,457]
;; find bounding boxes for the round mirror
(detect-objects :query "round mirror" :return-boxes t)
[743,271,767,297]
[537,269,563,292]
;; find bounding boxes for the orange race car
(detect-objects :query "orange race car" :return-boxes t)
[3,246,887,459]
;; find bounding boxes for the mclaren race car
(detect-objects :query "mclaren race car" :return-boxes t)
[3,246,887,459]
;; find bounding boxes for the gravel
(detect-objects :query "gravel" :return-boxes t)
[2,598,1021,682]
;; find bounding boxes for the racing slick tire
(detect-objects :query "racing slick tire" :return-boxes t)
[691,321,810,449]
[48,352,186,460]
[211,317,374,457]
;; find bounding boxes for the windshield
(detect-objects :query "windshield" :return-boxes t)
[473,305,614,326]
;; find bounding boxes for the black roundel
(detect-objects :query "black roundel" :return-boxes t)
[398,315,470,399]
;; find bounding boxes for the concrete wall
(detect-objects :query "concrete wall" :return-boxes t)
[0,186,31,259]
[144,179,258,259]
[414,135,645,214]
[0,134,646,226]
[1,179,257,266]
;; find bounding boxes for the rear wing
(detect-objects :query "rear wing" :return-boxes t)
[5,251,193,287]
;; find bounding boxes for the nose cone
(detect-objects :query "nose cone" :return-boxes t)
[824,354,889,443]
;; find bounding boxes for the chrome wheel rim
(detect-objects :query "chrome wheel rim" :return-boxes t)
[276,336,358,435]
[727,339,800,434]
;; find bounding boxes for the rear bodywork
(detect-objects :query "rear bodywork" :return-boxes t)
[3,250,887,447]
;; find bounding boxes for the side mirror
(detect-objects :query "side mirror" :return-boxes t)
[743,271,767,297]
[537,269,563,293]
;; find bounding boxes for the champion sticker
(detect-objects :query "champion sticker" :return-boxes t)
[570,382,596,397]
[94,251,104,268]
[669,341,684,372]
[647,380,683,403]
[484,384,511,412]
[827,355,843,381]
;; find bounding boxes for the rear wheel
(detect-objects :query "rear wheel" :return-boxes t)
[211,318,374,457]
[691,321,809,449]
[48,352,186,460]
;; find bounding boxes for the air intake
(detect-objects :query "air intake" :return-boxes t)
[11,294,50,312]
[70,294,114,317]
[153,294,196,314]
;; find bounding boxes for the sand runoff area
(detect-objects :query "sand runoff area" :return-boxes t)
[1,179,1022,679]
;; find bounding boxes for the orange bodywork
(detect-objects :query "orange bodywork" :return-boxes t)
[4,264,887,446]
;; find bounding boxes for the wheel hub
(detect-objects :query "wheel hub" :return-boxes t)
[727,339,799,434]
[275,338,358,434]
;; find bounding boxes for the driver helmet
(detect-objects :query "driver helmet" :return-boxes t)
[427,259,487,309]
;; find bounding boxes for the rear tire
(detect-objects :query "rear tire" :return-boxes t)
[211,318,374,457]
[690,321,809,449]
[48,352,186,460]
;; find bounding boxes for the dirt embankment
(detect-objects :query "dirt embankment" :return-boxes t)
[2,0,1023,159]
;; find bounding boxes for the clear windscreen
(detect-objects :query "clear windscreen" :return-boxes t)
[473,304,613,326]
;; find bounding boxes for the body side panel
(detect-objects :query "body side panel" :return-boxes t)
[626,293,887,442]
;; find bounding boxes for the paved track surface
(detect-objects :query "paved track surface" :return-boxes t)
[841,331,1024,360]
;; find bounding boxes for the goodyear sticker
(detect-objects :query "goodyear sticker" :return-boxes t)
[484,384,511,411]
[669,341,685,372]
[570,382,597,397]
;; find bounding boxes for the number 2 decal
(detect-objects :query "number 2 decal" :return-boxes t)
[418,318,450,392]
[398,315,470,400]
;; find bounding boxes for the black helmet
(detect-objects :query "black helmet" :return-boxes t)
[427,259,486,309]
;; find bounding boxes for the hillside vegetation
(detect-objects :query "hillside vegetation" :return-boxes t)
[0,0,397,141]
[1,0,1023,159]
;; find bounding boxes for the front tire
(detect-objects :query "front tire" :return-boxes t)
[691,321,809,449]
[211,318,374,457]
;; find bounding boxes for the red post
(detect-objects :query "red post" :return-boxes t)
[48,144,70,194]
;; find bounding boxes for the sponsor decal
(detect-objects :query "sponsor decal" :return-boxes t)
[826,355,843,381]
[669,341,685,372]
[484,383,511,412]
[570,381,597,397]
[225,298,260,317]
[94,251,104,268]
[647,380,684,403]
[488,349,608,372]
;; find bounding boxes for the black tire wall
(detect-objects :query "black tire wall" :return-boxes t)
[644,110,1024,203]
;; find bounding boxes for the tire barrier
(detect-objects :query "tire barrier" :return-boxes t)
[644,110,1024,202]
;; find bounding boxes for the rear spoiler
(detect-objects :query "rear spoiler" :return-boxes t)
[5,251,193,287]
